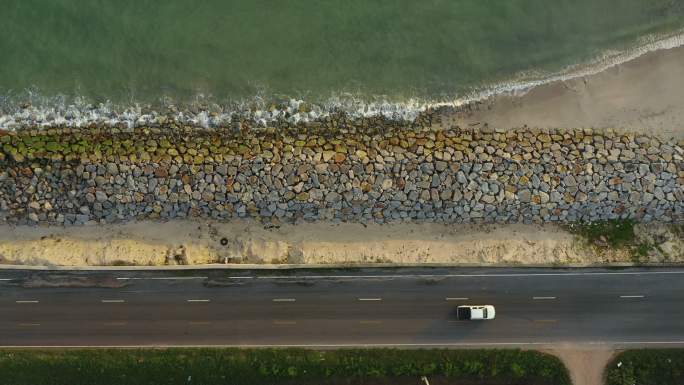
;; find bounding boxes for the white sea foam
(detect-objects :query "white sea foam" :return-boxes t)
[427,29,684,110]
[1,30,683,131]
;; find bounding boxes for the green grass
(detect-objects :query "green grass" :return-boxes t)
[567,219,637,248]
[673,225,684,239]
[605,349,684,385]
[566,219,664,262]
[0,348,570,385]
[565,219,678,262]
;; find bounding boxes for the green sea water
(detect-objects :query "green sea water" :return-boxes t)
[1,0,683,106]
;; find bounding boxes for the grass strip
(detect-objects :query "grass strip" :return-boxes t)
[566,219,657,262]
[0,348,570,385]
[606,349,684,385]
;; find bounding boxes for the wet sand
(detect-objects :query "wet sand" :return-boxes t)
[440,45,684,139]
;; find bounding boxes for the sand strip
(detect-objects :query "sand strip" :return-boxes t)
[441,45,684,139]
[0,221,681,267]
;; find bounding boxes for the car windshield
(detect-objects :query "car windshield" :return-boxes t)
[483,309,488,318]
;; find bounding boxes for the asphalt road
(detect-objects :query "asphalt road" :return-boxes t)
[1,267,683,347]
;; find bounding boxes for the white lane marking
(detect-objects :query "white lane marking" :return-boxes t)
[11,341,684,348]
[533,296,556,300]
[619,295,645,298]
[445,297,469,301]
[103,322,127,326]
[358,298,382,301]
[229,276,254,279]
[272,298,296,302]
[101,299,125,303]
[18,323,40,327]
[117,276,208,281]
[359,320,382,324]
[15,300,39,304]
[186,299,211,303]
[0,278,12,281]
[272,321,297,325]
[254,271,684,280]
[188,321,212,325]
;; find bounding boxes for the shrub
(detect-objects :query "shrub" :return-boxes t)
[606,349,684,385]
[0,348,570,385]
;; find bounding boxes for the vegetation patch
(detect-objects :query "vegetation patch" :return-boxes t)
[568,220,637,249]
[0,348,570,385]
[605,349,684,385]
[566,220,670,262]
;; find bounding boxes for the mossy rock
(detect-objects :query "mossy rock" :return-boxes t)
[11,151,25,162]
[45,141,62,152]
[31,140,47,150]
[237,145,250,155]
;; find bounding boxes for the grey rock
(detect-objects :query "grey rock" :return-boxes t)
[563,175,577,187]
[518,189,532,203]
[95,191,108,202]
[325,192,341,203]
[106,163,119,175]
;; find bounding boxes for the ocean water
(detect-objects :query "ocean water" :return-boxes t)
[1,0,684,127]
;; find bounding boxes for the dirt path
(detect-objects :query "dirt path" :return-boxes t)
[549,347,616,385]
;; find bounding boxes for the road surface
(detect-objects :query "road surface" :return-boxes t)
[1,267,683,347]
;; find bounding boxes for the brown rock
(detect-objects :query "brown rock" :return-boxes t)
[154,167,169,178]
[334,153,346,163]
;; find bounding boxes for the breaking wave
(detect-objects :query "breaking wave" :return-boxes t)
[1,30,683,131]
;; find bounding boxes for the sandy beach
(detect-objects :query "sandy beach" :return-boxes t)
[440,44,684,140]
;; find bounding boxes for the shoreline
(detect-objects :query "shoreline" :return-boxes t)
[2,31,684,138]
[441,40,684,139]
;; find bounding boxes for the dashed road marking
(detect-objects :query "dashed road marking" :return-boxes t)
[272,298,296,302]
[103,322,127,326]
[229,276,254,279]
[15,300,39,304]
[186,299,211,303]
[273,321,297,325]
[533,296,556,300]
[359,320,382,325]
[251,271,684,280]
[8,341,684,348]
[620,295,645,299]
[18,323,40,327]
[117,276,208,281]
[445,297,469,301]
[188,321,212,325]
[101,299,125,303]
[358,298,382,301]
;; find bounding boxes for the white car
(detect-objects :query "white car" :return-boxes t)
[456,305,496,320]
